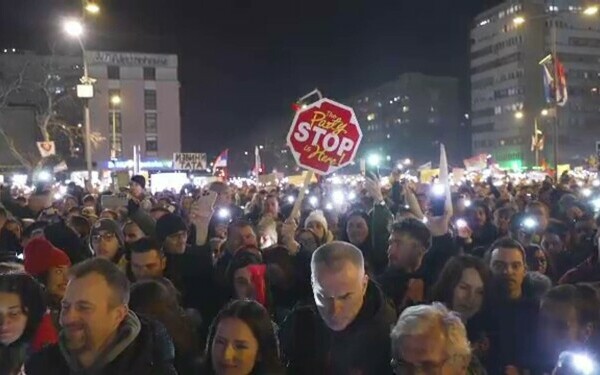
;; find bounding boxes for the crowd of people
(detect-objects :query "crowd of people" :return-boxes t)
[0,170,599,374]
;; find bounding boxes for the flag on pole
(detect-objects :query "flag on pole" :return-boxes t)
[540,54,568,106]
[213,149,228,169]
[254,146,262,177]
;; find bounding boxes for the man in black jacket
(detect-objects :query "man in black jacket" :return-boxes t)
[25,258,177,374]
[378,218,431,314]
[280,241,396,374]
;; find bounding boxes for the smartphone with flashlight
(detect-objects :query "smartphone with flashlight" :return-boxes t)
[365,164,380,181]
[430,184,446,216]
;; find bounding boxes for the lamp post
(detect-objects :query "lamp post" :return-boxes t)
[64,19,94,181]
[110,95,121,160]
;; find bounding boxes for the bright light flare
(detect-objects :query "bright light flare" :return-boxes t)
[332,190,345,205]
[583,5,598,16]
[309,196,318,207]
[217,208,231,219]
[582,188,592,198]
[85,2,100,14]
[367,154,381,167]
[513,16,526,25]
[63,19,84,37]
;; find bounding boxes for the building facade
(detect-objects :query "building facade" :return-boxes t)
[348,73,464,165]
[85,50,181,169]
[470,0,600,168]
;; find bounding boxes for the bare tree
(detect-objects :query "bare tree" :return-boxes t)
[0,52,104,172]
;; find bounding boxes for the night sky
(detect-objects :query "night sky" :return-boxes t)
[0,0,499,157]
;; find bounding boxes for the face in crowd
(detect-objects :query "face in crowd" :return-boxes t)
[60,272,128,364]
[451,268,484,321]
[541,232,566,257]
[46,265,70,301]
[130,249,167,281]
[129,181,144,198]
[306,221,326,241]
[123,222,145,245]
[387,231,425,272]
[0,291,28,345]
[229,225,258,253]
[262,196,279,218]
[346,215,369,246]
[211,317,259,375]
[164,230,187,254]
[312,259,368,332]
[490,246,526,300]
[92,231,120,261]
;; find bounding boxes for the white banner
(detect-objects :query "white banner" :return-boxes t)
[172,153,207,170]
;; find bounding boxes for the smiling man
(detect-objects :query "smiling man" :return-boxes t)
[279,241,396,374]
[25,258,177,374]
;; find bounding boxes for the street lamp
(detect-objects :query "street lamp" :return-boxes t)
[514,111,524,120]
[84,2,100,14]
[513,16,526,25]
[583,5,598,16]
[541,109,549,117]
[110,95,121,159]
[64,18,94,180]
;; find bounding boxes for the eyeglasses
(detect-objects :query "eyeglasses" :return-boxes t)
[92,233,116,243]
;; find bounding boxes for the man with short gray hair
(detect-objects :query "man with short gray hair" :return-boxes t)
[280,241,396,374]
[391,303,484,374]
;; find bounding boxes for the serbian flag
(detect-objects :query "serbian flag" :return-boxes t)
[214,149,228,169]
[541,54,568,107]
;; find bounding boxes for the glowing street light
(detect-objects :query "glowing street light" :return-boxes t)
[583,5,598,16]
[514,111,524,120]
[110,95,121,106]
[513,16,526,25]
[541,109,549,116]
[63,19,84,37]
[85,2,100,14]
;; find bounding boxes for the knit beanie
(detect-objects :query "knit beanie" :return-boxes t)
[24,238,71,277]
[305,210,328,233]
[156,213,187,243]
[90,218,125,247]
[130,175,146,190]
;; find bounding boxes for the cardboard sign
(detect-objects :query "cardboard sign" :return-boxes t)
[286,98,362,175]
[37,142,56,157]
[172,153,207,170]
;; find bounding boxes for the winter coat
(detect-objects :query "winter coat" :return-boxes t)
[279,280,397,375]
[377,267,423,315]
[25,312,177,375]
[418,233,460,290]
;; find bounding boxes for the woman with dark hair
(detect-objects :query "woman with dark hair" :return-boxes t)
[430,255,490,323]
[430,255,491,368]
[201,299,285,375]
[462,201,498,256]
[340,208,392,276]
[0,272,47,374]
[130,278,202,374]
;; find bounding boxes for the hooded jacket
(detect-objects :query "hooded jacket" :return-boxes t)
[25,311,177,375]
[279,280,397,375]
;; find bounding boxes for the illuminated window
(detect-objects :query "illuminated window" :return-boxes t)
[402,106,410,113]
[367,113,376,121]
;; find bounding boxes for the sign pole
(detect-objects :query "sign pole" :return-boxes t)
[288,170,314,221]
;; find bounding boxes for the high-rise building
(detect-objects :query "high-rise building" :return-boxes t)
[86,50,181,169]
[470,0,600,168]
[348,73,464,165]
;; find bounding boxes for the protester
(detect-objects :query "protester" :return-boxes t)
[122,220,146,245]
[89,218,128,271]
[536,284,600,373]
[280,241,396,374]
[23,238,71,322]
[128,237,167,281]
[378,218,431,314]
[464,201,498,253]
[0,207,21,253]
[25,258,177,374]
[390,303,486,374]
[304,209,334,246]
[201,299,285,375]
[130,278,202,374]
[0,272,48,374]
[482,238,541,374]
[129,175,152,211]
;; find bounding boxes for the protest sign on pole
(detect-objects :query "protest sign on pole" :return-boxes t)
[172,153,207,170]
[37,142,56,157]
[286,96,362,219]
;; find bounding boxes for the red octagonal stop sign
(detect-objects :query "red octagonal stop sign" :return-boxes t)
[286,98,362,175]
